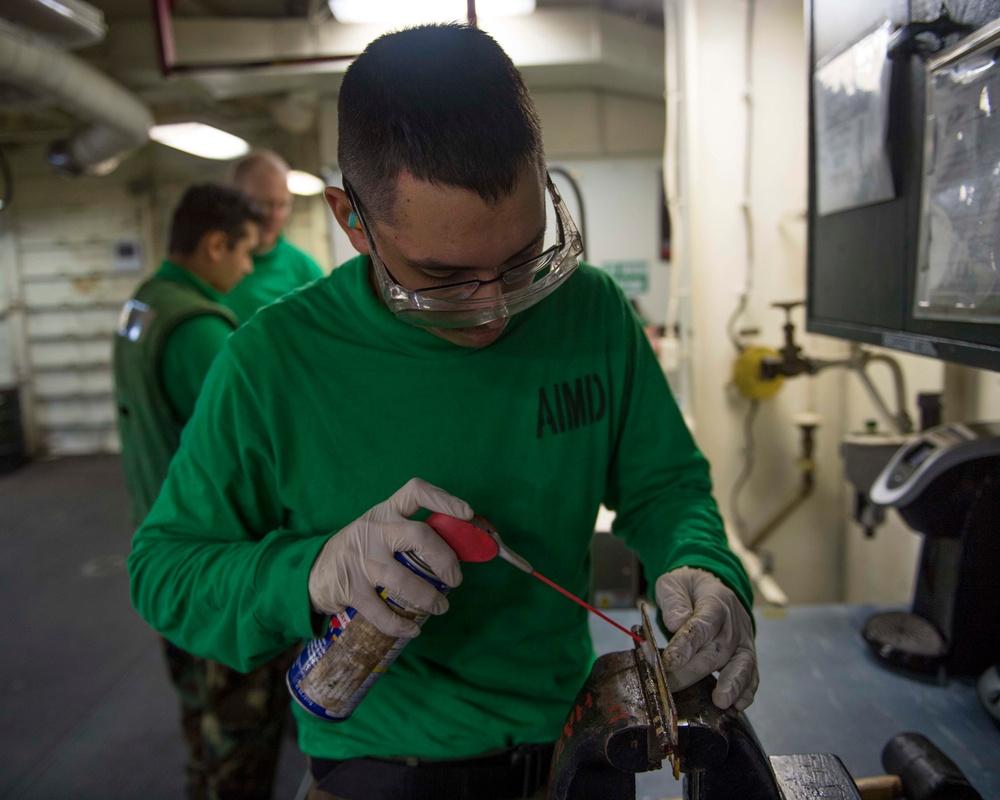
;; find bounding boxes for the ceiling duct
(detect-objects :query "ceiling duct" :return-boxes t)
[0,18,152,176]
[1,0,106,50]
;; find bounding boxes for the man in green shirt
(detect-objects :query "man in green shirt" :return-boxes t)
[130,26,757,800]
[114,183,296,800]
[223,149,324,324]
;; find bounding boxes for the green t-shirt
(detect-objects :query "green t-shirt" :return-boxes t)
[129,257,751,761]
[221,236,323,325]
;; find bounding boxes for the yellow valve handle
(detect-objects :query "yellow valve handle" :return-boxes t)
[732,346,784,400]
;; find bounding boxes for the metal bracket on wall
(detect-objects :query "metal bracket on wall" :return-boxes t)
[26,301,123,313]
[888,13,977,60]
[28,331,112,344]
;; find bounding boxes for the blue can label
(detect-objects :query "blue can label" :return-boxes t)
[287,552,448,721]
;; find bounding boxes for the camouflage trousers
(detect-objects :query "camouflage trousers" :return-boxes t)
[160,637,300,800]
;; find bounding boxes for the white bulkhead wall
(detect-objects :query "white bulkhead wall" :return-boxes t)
[0,147,156,456]
[0,143,329,457]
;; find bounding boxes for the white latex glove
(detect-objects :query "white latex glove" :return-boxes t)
[307,478,472,639]
[655,566,759,711]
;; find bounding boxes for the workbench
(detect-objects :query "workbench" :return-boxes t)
[592,605,999,800]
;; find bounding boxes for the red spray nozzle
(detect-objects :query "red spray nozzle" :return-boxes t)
[425,512,643,644]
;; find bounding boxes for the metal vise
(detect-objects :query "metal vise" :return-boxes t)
[548,610,861,800]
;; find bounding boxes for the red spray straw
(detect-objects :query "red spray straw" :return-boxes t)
[427,513,644,644]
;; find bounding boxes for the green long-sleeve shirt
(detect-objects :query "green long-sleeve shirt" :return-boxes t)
[129,257,751,761]
[220,236,323,324]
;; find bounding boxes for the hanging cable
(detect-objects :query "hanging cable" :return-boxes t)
[741,0,755,296]
[728,0,760,542]
[0,146,12,213]
[663,0,685,336]
[726,294,750,353]
[729,399,760,539]
[662,0,694,416]
[726,0,757,353]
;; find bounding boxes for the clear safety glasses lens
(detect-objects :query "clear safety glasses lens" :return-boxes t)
[369,178,583,329]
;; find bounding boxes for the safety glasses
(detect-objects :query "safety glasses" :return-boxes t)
[345,172,583,329]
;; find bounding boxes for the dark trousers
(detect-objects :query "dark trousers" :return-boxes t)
[161,638,299,800]
[305,744,554,800]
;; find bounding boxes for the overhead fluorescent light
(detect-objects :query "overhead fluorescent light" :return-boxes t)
[148,123,250,160]
[287,170,326,196]
[328,0,535,25]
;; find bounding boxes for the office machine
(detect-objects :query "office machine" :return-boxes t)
[865,422,1000,676]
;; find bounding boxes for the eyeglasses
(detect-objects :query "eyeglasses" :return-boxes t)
[344,172,583,329]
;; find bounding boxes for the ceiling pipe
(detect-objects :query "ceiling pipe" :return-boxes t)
[149,0,479,77]
[0,18,153,175]
[151,0,357,76]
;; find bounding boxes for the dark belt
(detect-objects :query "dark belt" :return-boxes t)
[311,742,555,800]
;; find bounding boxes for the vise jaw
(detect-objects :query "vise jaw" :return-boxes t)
[548,606,861,800]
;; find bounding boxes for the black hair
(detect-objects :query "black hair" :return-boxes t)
[338,23,544,222]
[167,183,264,256]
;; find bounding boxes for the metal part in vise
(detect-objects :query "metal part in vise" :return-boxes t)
[548,604,675,800]
[548,605,861,800]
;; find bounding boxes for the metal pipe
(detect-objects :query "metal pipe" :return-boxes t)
[746,479,813,550]
[0,18,152,174]
[746,421,816,550]
[150,0,358,76]
[861,351,914,434]
[723,517,788,606]
[854,363,902,434]
[808,345,913,434]
[149,0,483,78]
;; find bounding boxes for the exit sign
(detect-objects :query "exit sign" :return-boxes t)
[601,259,649,297]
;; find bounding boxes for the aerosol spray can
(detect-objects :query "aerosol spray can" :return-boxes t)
[286,551,450,721]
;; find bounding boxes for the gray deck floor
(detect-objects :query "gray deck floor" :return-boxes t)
[0,455,307,799]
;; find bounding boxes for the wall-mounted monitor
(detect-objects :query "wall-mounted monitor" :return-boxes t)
[807,0,1000,372]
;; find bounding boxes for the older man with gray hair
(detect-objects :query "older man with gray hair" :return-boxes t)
[226,149,323,324]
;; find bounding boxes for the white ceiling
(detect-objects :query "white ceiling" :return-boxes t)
[0,0,665,150]
[90,0,663,26]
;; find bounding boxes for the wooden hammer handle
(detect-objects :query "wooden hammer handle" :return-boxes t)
[855,775,904,800]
